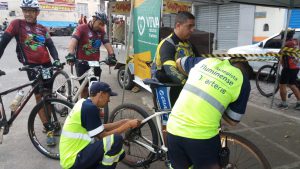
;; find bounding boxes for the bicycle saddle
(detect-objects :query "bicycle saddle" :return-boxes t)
[143,78,182,87]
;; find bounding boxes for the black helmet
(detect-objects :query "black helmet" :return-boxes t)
[280,29,295,40]
[93,12,108,24]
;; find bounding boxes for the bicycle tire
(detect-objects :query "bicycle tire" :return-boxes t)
[256,65,279,97]
[28,98,73,160]
[103,104,109,124]
[109,103,159,167]
[220,132,271,169]
[52,70,72,101]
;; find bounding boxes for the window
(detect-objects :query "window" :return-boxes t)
[263,24,269,31]
[264,34,282,49]
[9,11,16,16]
[255,12,266,18]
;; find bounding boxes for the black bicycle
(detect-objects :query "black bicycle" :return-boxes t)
[256,61,300,97]
[0,66,73,160]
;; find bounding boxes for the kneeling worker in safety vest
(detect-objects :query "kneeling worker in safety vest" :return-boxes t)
[167,56,253,169]
[60,81,141,169]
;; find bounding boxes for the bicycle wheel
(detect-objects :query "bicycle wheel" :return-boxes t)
[52,70,72,101]
[28,98,73,160]
[256,65,279,97]
[220,132,271,169]
[110,104,159,167]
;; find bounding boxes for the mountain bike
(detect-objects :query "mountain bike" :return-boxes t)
[52,60,110,123]
[109,79,271,169]
[0,66,73,160]
[256,61,300,97]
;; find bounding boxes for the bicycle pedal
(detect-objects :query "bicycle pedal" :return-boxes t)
[0,127,4,144]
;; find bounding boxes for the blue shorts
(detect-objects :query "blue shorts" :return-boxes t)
[167,133,221,169]
[71,134,125,169]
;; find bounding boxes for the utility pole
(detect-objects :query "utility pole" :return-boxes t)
[100,0,105,11]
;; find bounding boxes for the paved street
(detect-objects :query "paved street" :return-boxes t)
[1,37,300,169]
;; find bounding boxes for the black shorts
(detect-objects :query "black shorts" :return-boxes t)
[75,60,102,85]
[71,134,125,169]
[280,68,299,85]
[167,133,221,169]
[26,62,53,94]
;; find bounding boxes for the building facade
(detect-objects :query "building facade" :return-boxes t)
[0,0,103,27]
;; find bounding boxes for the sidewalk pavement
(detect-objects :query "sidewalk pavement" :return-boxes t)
[249,80,300,118]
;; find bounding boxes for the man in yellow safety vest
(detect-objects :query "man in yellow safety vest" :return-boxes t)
[167,56,253,169]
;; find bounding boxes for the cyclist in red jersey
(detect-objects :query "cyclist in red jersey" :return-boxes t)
[0,0,61,146]
[66,11,117,98]
[277,29,300,110]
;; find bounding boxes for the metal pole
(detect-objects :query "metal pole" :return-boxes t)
[270,9,292,108]
[122,0,134,104]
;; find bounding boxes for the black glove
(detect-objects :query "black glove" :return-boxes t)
[65,53,76,64]
[106,53,117,66]
[53,60,62,68]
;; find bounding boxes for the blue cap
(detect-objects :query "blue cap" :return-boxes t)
[89,82,118,96]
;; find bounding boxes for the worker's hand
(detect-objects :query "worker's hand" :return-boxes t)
[128,119,141,129]
[65,53,76,65]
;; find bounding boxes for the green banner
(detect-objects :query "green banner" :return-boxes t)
[133,0,161,60]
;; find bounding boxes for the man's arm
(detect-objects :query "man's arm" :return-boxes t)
[45,33,59,60]
[222,74,251,126]
[96,119,140,139]
[68,38,78,55]
[160,42,186,84]
[103,43,114,55]
[0,33,13,59]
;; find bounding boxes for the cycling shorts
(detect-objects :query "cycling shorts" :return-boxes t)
[167,132,221,169]
[26,62,53,94]
[280,68,299,85]
[75,60,102,85]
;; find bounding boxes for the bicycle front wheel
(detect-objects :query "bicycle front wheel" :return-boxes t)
[256,65,279,97]
[221,132,271,169]
[52,70,72,101]
[110,104,159,167]
[28,98,73,160]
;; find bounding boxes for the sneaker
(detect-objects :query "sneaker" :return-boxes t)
[295,103,300,110]
[46,131,56,146]
[277,103,288,110]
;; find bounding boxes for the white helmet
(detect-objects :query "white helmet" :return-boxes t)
[20,0,40,10]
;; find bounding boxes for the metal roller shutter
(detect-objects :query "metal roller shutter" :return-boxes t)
[162,14,176,28]
[289,10,300,28]
[217,4,240,50]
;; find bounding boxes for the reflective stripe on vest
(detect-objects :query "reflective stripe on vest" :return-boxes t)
[183,83,226,113]
[61,130,92,142]
[101,135,125,166]
[226,107,243,121]
[167,58,243,139]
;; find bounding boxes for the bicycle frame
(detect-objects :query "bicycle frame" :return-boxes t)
[137,110,170,153]
[54,61,104,103]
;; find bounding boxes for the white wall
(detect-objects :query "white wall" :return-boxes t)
[254,6,286,41]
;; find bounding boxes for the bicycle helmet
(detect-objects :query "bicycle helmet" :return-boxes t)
[93,12,108,24]
[20,0,40,10]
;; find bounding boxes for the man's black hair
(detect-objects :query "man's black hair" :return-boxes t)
[174,11,195,26]
[280,29,295,40]
[229,57,254,79]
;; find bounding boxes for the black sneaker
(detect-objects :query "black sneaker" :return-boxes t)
[277,103,288,110]
[295,103,300,110]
